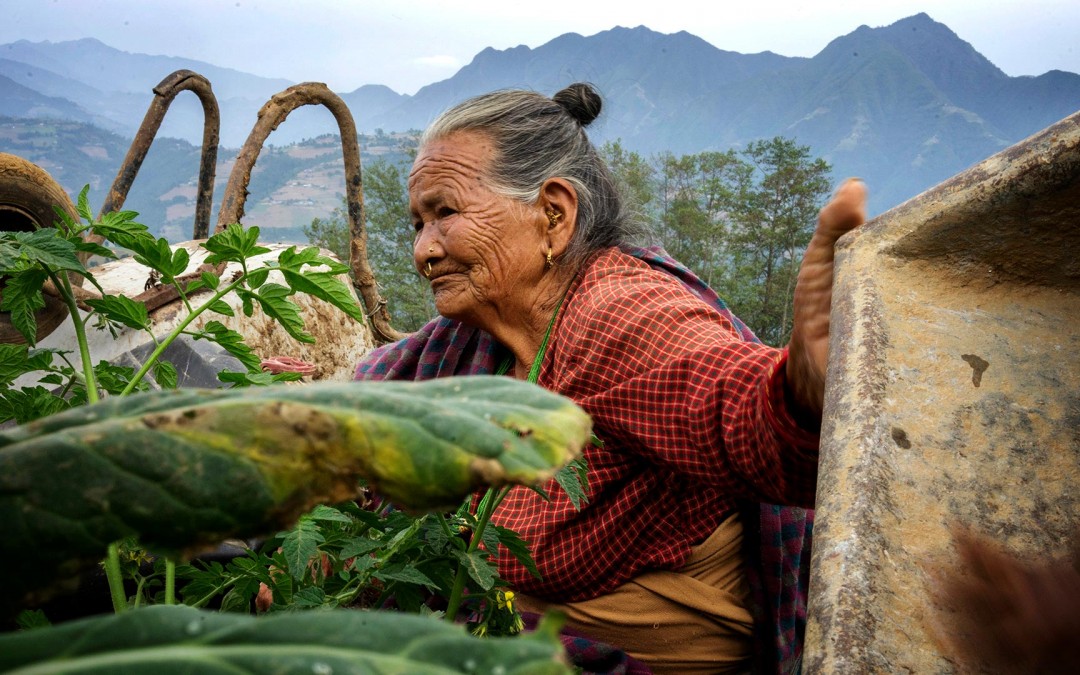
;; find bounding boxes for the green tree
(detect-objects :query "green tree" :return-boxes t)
[717,137,832,345]
[654,150,750,290]
[600,140,655,220]
[602,137,831,345]
[304,158,434,332]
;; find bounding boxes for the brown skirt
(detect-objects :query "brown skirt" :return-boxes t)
[517,513,753,674]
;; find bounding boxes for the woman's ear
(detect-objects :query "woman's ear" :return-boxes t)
[539,177,578,257]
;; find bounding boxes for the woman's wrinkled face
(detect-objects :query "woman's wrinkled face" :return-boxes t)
[409,131,546,327]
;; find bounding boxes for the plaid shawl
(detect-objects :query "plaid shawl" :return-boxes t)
[355,245,814,675]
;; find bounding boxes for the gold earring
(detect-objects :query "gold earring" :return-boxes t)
[546,247,554,269]
[546,210,562,227]
[424,262,432,278]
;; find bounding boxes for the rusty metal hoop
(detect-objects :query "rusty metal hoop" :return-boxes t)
[96,69,220,239]
[217,82,405,344]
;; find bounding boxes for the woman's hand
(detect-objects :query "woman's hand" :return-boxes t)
[785,178,867,420]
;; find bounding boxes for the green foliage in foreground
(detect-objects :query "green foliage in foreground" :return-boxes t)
[0,604,570,674]
[0,376,590,616]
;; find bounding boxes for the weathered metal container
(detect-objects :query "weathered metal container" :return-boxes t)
[28,243,375,385]
[805,110,1080,671]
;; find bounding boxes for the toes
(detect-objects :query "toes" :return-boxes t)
[818,178,867,238]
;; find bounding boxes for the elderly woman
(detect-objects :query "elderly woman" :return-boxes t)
[357,83,865,674]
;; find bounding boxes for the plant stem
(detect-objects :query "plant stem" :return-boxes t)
[132,576,147,610]
[165,559,176,605]
[104,543,126,613]
[436,511,458,543]
[444,562,469,623]
[444,485,512,623]
[189,575,240,609]
[48,270,99,404]
[50,269,129,612]
[118,277,247,396]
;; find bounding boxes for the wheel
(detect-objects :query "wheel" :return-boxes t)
[0,153,81,344]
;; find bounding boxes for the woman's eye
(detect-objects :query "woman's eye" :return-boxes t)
[436,207,456,219]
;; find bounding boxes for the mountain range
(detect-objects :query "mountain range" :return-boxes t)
[2,13,1079,218]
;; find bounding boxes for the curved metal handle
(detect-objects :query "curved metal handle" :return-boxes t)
[97,70,220,239]
[217,82,405,344]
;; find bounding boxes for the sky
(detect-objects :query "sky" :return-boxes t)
[3,0,1079,95]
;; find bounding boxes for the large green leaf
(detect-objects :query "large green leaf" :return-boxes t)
[0,604,569,674]
[0,376,590,613]
[204,223,271,264]
[0,268,48,345]
[2,229,87,274]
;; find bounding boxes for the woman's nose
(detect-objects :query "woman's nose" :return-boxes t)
[414,228,441,274]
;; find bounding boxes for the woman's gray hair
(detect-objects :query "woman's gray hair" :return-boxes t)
[420,82,650,268]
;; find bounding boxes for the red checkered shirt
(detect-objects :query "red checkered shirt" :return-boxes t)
[492,247,819,601]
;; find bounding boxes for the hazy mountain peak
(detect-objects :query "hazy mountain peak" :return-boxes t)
[2,15,1078,219]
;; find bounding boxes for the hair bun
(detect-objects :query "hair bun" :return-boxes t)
[553,83,602,127]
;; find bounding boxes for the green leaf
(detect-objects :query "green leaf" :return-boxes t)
[132,237,175,279]
[554,456,590,510]
[217,370,302,387]
[26,348,64,372]
[0,239,21,272]
[219,587,250,614]
[0,268,48,345]
[309,505,352,524]
[339,537,383,559]
[494,525,542,580]
[0,385,70,425]
[245,283,313,344]
[291,586,327,608]
[91,211,154,253]
[169,246,191,279]
[200,271,220,290]
[454,550,496,591]
[14,609,50,630]
[51,204,80,237]
[75,185,92,223]
[246,266,270,289]
[0,344,29,386]
[152,361,178,390]
[277,245,349,276]
[0,376,590,613]
[375,564,437,588]
[204,223,271,264]
[7,229,86,274]
[206,299,234,316]
[73,240,116,260]
[193,321,261,372]
[281,269,364,323]
[0,605,569,672]
[280,518,324,581]
[85,295,150,331]
[93,361,146,396]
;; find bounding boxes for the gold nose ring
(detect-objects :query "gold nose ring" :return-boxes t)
[428,246,435,253]
[424,262,433,278]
